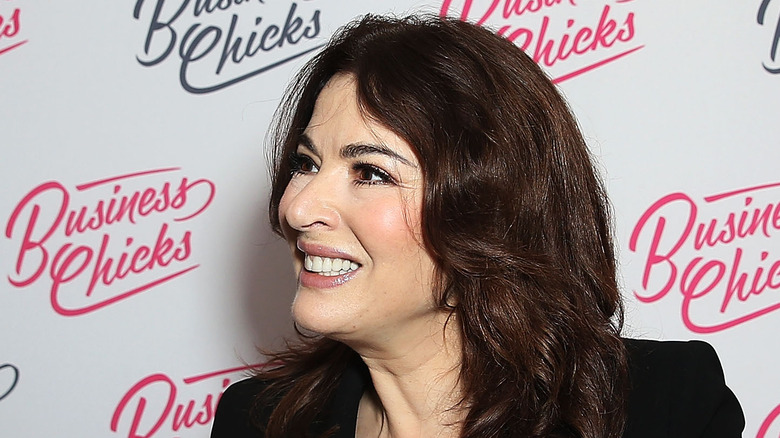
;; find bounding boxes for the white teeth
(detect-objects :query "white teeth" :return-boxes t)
[304,254,359,275]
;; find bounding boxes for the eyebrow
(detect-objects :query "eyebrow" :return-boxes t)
[298,134,416,168]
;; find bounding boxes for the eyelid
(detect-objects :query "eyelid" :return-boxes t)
[298,147,323,165]
[289,150,319,175]
[295,144,319,161]
[352,161,397,186]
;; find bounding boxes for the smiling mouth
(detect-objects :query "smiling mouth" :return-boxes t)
[304,254,360,276]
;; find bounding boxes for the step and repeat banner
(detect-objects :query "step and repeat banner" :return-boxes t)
[1,1,778,436]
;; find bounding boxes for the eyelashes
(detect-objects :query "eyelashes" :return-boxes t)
[289,151,318,175]
[352,162,395,186]
[288,152,397,186]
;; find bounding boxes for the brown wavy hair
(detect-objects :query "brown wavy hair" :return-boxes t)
[257,14,628,438]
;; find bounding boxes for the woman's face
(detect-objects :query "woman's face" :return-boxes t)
[278,73,440,348]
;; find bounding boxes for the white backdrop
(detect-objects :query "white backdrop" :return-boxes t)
[1,1,779,437]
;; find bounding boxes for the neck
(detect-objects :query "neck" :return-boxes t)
[351,312,465,438]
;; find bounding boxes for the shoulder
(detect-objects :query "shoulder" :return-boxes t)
[622,338,744,438]
[210,358,367,438]
[210,377,269,438]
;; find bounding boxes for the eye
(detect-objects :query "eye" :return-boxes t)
[289,152,319,175]
[353,162,395,186]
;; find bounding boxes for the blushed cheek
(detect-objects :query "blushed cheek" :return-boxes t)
[360,198,424,257]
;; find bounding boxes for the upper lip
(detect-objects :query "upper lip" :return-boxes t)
[296,240,360,264]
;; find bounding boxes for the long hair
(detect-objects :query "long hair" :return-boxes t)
[259,14,628,438]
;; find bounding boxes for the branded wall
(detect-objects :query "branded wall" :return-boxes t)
[1,0,778,436]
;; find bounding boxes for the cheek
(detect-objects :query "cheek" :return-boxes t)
[357,197,422,256]
[367,198,406,230]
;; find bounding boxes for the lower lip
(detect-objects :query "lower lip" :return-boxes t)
[299,269,358,289]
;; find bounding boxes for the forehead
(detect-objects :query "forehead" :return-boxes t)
[306,74,371,138]
[309,73,360,123]
[304,74,417,162]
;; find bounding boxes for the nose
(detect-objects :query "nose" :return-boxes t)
[281,171,342,233]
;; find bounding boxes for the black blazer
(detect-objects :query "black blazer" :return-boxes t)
[211,339,744,437]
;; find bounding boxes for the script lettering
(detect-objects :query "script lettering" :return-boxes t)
[629,182,780,333]
[0,363,19,402]
[0,1,27,57]
[133,0,323,93]
[758,0,780,73]
[111,364,261,437]
[4,168,215,316]
[441,0,643,83]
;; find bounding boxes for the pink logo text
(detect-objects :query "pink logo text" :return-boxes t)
[629,181,780,333]
[4,167,215,316]
[111,363,260,437]
[0,0,27,57]
[441,0,643,83]
[758,402,780,438]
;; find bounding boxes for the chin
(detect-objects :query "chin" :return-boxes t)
[290,288,353,337]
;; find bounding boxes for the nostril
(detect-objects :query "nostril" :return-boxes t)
[283,196,340,231]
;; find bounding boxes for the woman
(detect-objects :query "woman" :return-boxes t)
[211,14,744,438]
